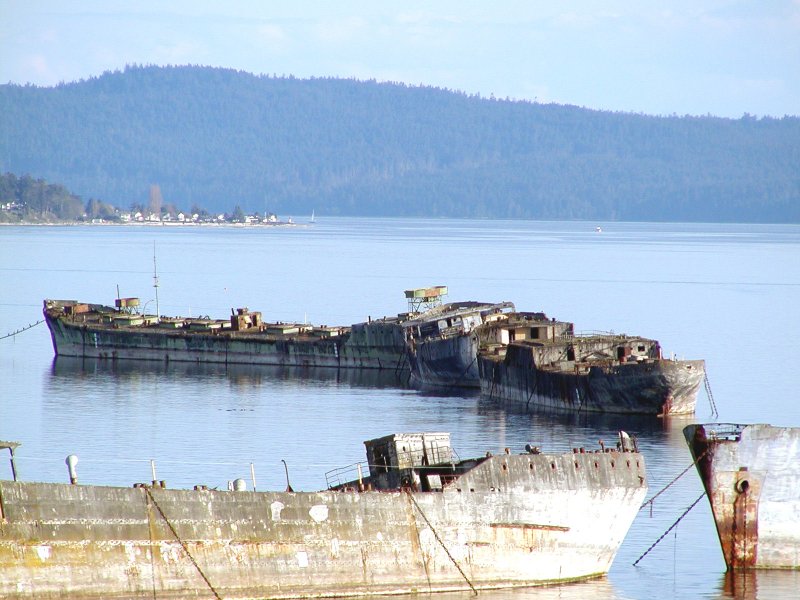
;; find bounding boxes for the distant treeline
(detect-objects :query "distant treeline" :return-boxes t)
[1,65,798,223]
[0,172,116,222]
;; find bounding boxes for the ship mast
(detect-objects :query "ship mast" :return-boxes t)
[153,241,160,321]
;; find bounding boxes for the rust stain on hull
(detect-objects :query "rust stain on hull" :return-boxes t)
[682,424,800,571]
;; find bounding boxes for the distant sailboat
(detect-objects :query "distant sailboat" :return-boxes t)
[310,210,315,224]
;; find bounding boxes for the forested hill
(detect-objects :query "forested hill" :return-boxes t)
[1,65,798,222]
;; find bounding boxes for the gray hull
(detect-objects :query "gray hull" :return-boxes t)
[44,304,409,371]
[409,333,480,388]
[0,452,646,599]
[684,424,800,570]
[479,347,704,415]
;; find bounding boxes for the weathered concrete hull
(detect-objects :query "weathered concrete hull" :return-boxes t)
[45,312,408,371]
[0,452,646,599]
[479,354,705,415]
[684,424,800,570]
[409,333,480,389]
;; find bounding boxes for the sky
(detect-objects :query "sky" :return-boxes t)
[1,1,798,118]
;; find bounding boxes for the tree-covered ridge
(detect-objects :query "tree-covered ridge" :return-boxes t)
[1,65,798,222]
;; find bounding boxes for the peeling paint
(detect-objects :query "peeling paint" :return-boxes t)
[35,545,51,561]
[296,550,309,568]
[270,500,284,521]
[309,504,328,522]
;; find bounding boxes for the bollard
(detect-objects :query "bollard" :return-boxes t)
[66,454,79,484]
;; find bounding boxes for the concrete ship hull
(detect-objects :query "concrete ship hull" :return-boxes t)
[479,348,704,415]
[684,424,800,570]
[409,332,481,388]
[0,441,646,599]
[44,300,409,371]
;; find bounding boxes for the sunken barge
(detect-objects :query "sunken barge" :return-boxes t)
[0,432,647,598]
[478,328,705,416]
[42,287,510,375]
[684,423,800,570]
[44,287,705,416]
[407,307,704,415]
[43,298,412,370]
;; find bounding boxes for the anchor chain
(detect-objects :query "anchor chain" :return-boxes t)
[703,372,718,418]
[640,449,707,514]
[1,319,44,340]
[144,487,222,600]
[406,490,478,596]
[633,492,706,566]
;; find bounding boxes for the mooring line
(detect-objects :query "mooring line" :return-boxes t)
[640,449,707,514]
[144,487,223,600]
[704,372,719,418]
[406,491,478,596]
[633,492,706,566]
[0,319,44,340]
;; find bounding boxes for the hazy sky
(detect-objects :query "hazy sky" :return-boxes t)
[1,1,798,118]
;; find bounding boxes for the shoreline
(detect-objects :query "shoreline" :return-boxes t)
[0,220,308,228]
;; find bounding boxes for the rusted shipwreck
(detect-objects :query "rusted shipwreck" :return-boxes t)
[478,315,705,415]
[42,288,510,374]
[684,423,800,570]
[408,307,704,415]
[0,433,647,599]
[43,297,411,370]
[405,300,515,388]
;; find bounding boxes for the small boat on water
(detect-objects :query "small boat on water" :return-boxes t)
[684,423,800,570]
[0,432,647,598]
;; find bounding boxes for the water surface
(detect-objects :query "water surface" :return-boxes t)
[2,218,799,599]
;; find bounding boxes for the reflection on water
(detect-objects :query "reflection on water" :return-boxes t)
[476,395,675,437]
[720,570,800,600]
[388,577,622,600]
[51,356,413,390]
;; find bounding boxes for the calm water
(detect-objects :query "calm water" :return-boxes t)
[1,218,799,599]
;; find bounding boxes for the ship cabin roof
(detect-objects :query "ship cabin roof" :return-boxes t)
[326,432,487,493]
